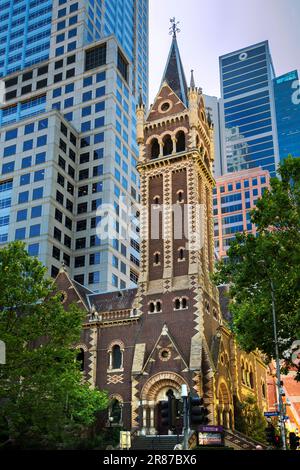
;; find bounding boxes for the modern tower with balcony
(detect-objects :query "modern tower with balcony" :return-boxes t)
[0,0,149,292]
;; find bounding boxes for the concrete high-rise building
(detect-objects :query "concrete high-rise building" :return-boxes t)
[0,0,148,103]
[213,168,270,259]
[273,70,300,162]
[0,0,149,293]
[219,41,279,178]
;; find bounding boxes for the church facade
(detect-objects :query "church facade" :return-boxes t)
[55,34,268,435]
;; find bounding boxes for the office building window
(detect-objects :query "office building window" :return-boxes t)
[85,44,106,71]
[28,243,39,257]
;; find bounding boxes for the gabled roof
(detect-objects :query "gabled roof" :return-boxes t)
[160,36,188,107]
[87,288,137,312]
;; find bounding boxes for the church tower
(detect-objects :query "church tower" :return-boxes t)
[130,26,231,434]
[54,24,269,438]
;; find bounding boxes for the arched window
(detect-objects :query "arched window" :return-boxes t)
[112,345,122,369]
[153,195,160,205]
[249,369,254,388]
[76,348,85,371]
[176,131,185,152]
[163,135,173,156]
[109,398,122,424]
[177,190,184,203]
[175,298,181,310]
[178,247,185,260]
[154,252,160,265]
[151,138,160,159]
[262,381,266,398]
[182,298,187,309]
[149,300,162,313]
[241,360,245,384]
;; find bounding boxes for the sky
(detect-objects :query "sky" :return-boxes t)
[148,0,300,103]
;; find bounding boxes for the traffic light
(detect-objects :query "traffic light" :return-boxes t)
[160,400,170,427]
[160,393,176,430]
[189,395,209,425]
[265,424,278,447]
[289,432,300,450]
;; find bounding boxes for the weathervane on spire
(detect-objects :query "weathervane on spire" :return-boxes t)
[169,17,180,38]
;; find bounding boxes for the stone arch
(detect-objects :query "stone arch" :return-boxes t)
[217,379,233,429]
[75,343,88,352]
[145,134,162,145]
[108,339,125,352]
[141,372,188,401]
[218,380,231,405]
[109,393,124,403]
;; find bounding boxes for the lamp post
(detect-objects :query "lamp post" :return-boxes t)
[258,260,287,450]
[181,384,189,451]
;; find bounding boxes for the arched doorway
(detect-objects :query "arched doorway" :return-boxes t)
[217,381,234,429]
[140,372,188,435]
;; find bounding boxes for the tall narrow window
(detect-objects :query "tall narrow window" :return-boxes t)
[154,252,160,265]
[177,191,184,203]
[76,348,85,371]
[112,345,122,369]
[182,298,187,309]
[176,131,185,152]
[109,398,122,424]
[178,248,184,260]
[163,135,173,156]
[151,138,160,159]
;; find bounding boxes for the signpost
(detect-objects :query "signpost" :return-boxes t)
[264,411,280,417]
[198,425,224,447]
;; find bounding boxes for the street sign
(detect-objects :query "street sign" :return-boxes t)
[198,425,223,433]
[198,432,223,446]
[264,411,280,417]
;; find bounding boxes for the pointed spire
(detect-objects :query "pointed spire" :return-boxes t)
[190,69,195,88]
[138,86,144,108]
[207,110,212,127]
[160,34,188,106]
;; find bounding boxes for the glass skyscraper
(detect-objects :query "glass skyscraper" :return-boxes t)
[219,41,279,177]
[273,70,300,161]
[0,0,53,77]
[0,0,149,292]
[0,0,148,102]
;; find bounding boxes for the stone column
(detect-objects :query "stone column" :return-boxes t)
[149,404,156,435]
[159,141,163,157]
[141,402,148,435]
[172,136,177,154]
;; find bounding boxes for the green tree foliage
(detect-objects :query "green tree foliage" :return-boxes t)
[234,395,267,444]
[0,242,108,449]
[213,157,300,378]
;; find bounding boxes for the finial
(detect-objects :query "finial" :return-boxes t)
[169,17,180,38]
[190,69,195,88]
[138,86,144,107]
[59,260,66,273]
